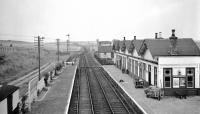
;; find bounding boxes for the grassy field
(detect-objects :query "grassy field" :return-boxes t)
[0,40,81,84]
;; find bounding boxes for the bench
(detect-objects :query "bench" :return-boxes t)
[175,90,187,99]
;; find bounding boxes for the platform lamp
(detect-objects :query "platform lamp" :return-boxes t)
[66,34,70,55]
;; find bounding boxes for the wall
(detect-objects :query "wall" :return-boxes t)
[143,49,154,61]
[37,77,45,91]
[158,56,200,88]
[0,99,7,114]
[12,90,19,110]
[115,51,158,85]
[133,49,140,57]
[28,76,39,104]
[28,76,45,104]
[129,56,158,84]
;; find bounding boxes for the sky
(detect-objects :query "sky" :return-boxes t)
[0,0,199,42]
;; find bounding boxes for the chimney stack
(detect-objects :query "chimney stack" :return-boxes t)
[169,29,178,55]
[159,32,162,38]
[155,33,158,39]
[134,36,136,40]
[121,37,126,52]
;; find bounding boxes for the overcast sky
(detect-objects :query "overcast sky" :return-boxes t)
[0,0,199,42]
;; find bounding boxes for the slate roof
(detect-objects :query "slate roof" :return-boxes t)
[98,46,112,53]
[112,39,143,53]
[142,38,200,56]
[132,40,144,53]
[0,85,19,101]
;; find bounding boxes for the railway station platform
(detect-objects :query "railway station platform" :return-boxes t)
[103,65,200,114]
[27,65,77,114]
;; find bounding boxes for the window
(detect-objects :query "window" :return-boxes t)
[180,78,186,87]
[173,78,179,88]
[172,69,186,88]
[186,68,195,88]
[163,68,172,88]
[154,67,157,86]
[172,77,186,88]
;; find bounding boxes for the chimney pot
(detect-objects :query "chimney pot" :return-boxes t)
[155,33,158,39]
[172,29,176,36]
[123,37,126,41]
[169,29,178,55]
[134,36,136,40]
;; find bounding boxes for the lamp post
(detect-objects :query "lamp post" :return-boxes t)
[66,34,70,54]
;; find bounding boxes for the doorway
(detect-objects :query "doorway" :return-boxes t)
[148,65,151,85]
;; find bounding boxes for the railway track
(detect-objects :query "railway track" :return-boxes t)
[8,53,79,87]
[8,62,55,86]
[68,52,143,114]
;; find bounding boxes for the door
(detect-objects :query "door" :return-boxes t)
[148,65,151,85]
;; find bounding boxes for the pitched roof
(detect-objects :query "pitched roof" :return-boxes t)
[133,40,143,53]
[120,40,143,53]
[141,38,200,57]
[0,85,19,101]
[98,46,112,53]
[112,39,143,53]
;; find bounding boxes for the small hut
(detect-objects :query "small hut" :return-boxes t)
[0,85,19,114]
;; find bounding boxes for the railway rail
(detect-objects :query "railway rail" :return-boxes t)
[68,52,143,114]
[8,62,55,86]
[9,53,80,87]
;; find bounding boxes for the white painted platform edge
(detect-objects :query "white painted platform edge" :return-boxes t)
[102,66,148,114]
[64,65,77,114]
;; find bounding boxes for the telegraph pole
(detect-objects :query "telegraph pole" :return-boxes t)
[34,36,44,80]
[56,39,60,62]
[66,34,70,54]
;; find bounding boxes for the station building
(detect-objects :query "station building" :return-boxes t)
[113,30,200,95]
[97,40,113,59]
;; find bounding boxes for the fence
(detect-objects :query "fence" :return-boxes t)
[0,46,36,55]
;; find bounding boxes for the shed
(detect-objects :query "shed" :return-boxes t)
[0,85,19,114]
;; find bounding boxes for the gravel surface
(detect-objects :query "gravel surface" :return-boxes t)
[27,65,77,114]
[103,65,200,114]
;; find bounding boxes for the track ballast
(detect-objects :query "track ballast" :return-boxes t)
[68,52,143,114]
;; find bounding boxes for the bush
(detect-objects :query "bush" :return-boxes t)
[55,63,63,71]
[0,55,6,64]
